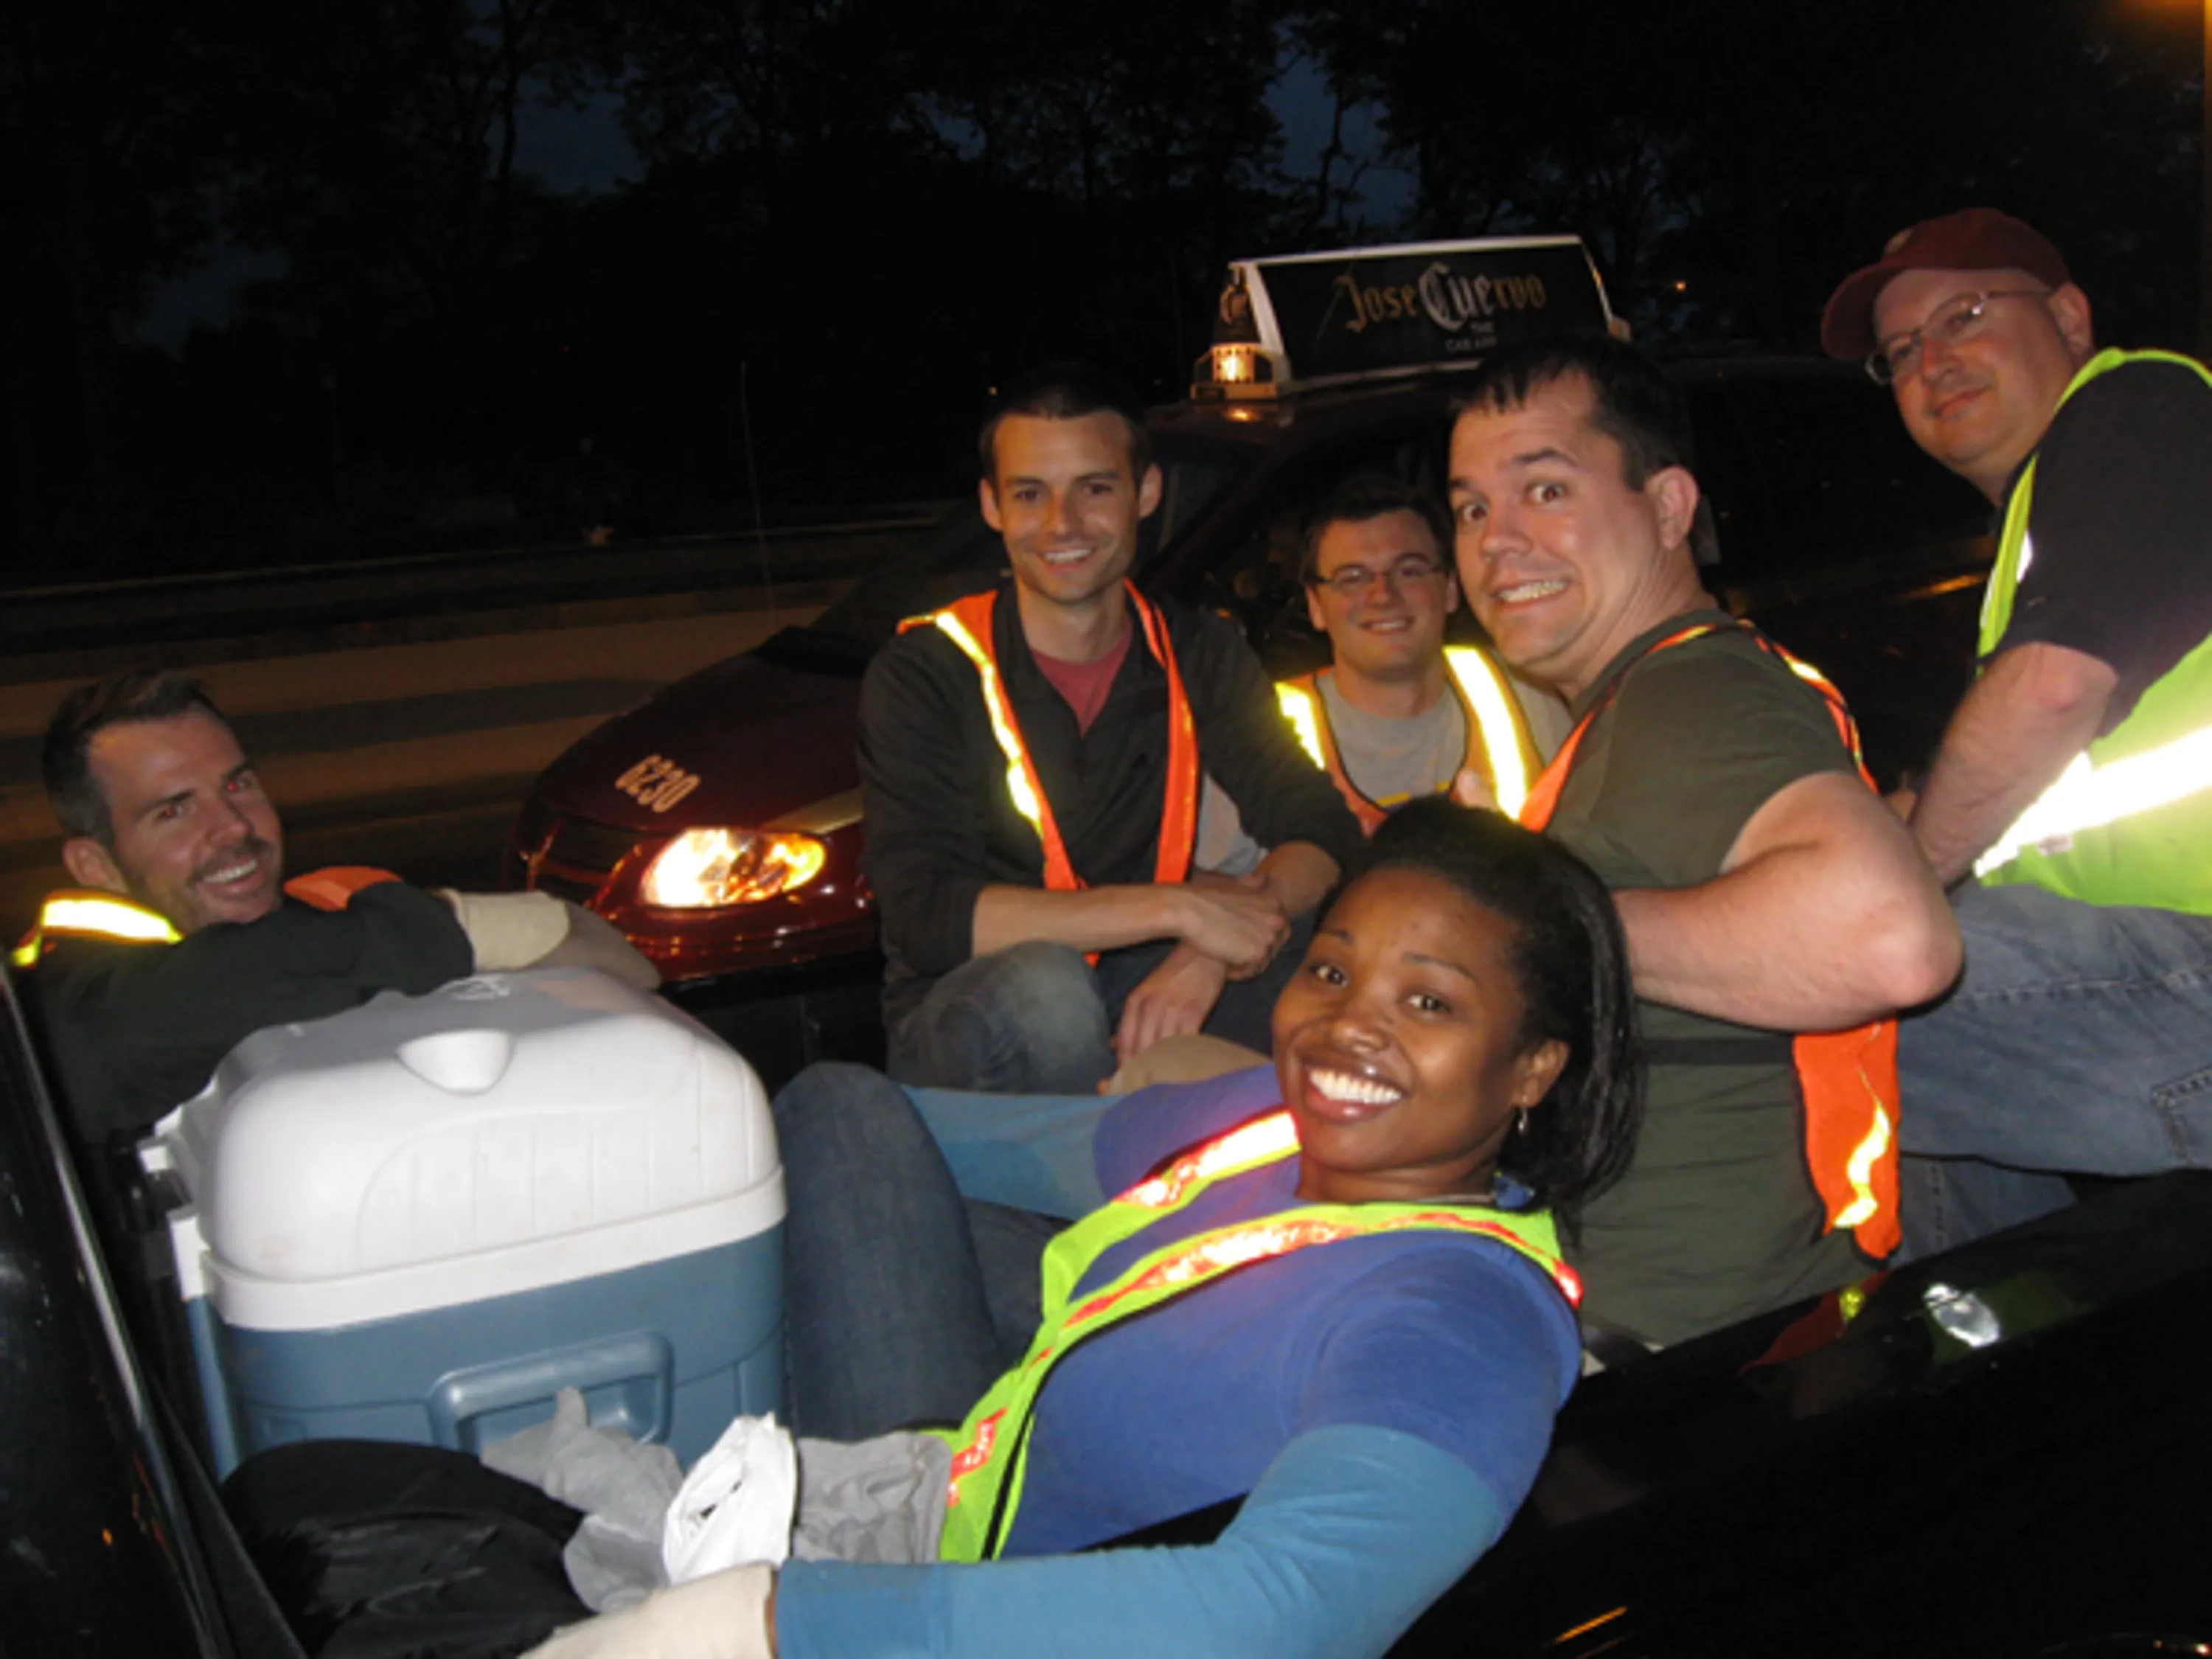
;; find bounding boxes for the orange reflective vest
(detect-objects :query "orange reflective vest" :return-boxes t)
[935,1107,1579,1561]
[1276,646,1539,832]
[901,585,1200,893]
[10,869,405,970]
[1517,621,1902,1260]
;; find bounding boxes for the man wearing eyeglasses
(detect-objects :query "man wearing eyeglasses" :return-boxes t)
[1272,474,1569,830]
[1823,206,2212,1253]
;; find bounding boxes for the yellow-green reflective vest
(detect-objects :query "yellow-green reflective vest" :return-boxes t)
[933,1107,1579,1563]
[10,890,181,969]
[1975,347,2212,911]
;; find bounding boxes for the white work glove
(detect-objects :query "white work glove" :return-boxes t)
[524,1562,774,1659]
[440,890,571,971]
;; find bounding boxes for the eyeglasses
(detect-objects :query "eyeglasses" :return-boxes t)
[1309,552,1449,597]
[1865,289,2049,386]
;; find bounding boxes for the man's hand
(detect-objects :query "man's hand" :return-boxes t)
[1169,880,1290,978]
[440,890,569,970]
[1113,945,1229,1062]
[541,902,661,990]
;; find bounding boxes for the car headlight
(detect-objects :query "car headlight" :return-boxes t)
[639,827,828,908]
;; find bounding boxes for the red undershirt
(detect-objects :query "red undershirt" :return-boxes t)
[1033,627,1133,734]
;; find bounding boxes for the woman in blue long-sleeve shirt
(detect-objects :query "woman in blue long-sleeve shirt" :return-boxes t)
[533,800,1644,1659]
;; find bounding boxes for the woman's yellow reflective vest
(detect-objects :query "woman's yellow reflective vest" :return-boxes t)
[934,1107,1579,1562]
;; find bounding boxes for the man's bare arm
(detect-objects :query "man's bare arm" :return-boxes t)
[1614,771,1961,1029]
[1907,641,2117,886]
[1113,945,1229,1060]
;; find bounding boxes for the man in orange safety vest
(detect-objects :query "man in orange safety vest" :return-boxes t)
[1447,335,1962,1346]
[859,364,1360,1096]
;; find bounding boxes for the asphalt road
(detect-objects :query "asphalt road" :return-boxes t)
[0,523,905,939]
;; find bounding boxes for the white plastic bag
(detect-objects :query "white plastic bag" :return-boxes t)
[661,1413,798,1585]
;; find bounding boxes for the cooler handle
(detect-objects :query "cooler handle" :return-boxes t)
[428,1332,675,1452]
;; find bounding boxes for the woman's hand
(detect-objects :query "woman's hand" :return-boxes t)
[526,1564,776,1659]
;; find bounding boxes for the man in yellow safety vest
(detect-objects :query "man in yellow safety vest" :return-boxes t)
[1824,207,2212,1253]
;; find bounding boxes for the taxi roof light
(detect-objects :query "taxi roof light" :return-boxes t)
[641,827,827,909]
[1191,344,1280,403]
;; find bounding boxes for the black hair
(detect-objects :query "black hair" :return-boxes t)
[43,669,235,843]
[977,361,1154,483]
[1298,473,1452,586]
[1342,796,1644,1234]
[1455,333,1693,490]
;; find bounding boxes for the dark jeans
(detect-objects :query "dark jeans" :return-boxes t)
[773,1062,1071,1440]
[887,920,1312,1094]
[1897,881,2212,1259]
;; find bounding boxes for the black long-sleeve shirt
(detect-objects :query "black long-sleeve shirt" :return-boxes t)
[23,883,474,1146]
[858,582,1362,1028]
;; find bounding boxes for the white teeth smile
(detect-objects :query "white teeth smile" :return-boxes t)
[1042,548,1095,565]
[1309,1068,1405,1107]
[203,858,260,885]
[1496,580,1568,603]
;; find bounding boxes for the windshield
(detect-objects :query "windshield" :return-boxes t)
[800,432,1257,650]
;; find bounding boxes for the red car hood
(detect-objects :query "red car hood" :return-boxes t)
[536,641,863,833]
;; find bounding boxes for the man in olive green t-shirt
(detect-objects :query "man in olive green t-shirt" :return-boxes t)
[1447,336,1962,1345]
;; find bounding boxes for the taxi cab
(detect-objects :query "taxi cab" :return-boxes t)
[507,236,1988,1074]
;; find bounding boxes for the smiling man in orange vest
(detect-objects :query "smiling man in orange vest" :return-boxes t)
[858,363,1360,1096]
[1447,335,1962,1346]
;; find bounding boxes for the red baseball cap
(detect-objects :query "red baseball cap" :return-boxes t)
[1820,208,2072,361]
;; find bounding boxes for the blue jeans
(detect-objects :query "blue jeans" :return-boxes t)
[773,1062,1116,1440]
[1897,881,2212,1256]
[887,922,1310,1094]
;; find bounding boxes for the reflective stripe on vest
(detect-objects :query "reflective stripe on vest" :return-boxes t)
[935,1107,1577,1563]
[1517,620,1901,1258]
[12,890,181,968]
[9,868,404,970]
[902,585,1199,894]
[1974,347,2212,911]
[1276,647,1534,832]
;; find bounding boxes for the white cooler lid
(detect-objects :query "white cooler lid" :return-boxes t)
[159,968,783,1329]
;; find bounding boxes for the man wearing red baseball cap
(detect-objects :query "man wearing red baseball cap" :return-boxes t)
[1823,207,2212,1255]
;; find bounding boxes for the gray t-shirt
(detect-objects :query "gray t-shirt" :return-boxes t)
[1199,665,1568,868]
[1318,672,1470,811]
